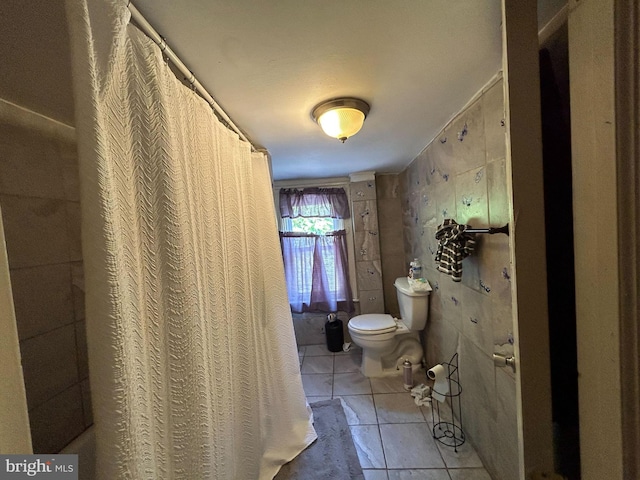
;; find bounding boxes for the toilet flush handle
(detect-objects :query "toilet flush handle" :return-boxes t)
[493,353,516,373]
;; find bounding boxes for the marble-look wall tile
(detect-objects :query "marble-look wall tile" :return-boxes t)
[477,234,511,303]
[28,384,85,454]
[0,128,66,200]
[71,262,85,321]
[398,78,513,480]
[20,324,79,410]
[462,417,498,480]
[1,195,70,268]
[492,299,515,375]
[377,199,402,229]
[1,122,90,452]
[376,174,400,199]
[405,155,423,192]
[61,163,81,202]
[436,275,463,333]
[380,227,404,257]
[355,230,381,261]
[419,188,438,229]
[80,378,93,427]
[460,241,482,294]
[421,226,439,273]
[429,133,455,182]
[483,80,507,162]
[449,99,486,175]
[401,191,420,229]
[455,166,488,227]
[461,287,494,356]
[352,200,379,232]
[459,336,497,422]
[65,201,82,262]
[494,369,519,479]
[10,264,74,340]
[292,312,329,346]
[380,257,405,317]
[487,158,510,226]
[434,181,456,226]
[350,180,377,201]
[76,321,89,380]
[356,260,383,292]
[377,177,404,304]
[425,313,460,364]
[359,289,385,315]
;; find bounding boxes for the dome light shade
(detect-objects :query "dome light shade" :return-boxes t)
[312,98,370,143]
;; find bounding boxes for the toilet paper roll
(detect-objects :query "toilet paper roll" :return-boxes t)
[427,364,449,402]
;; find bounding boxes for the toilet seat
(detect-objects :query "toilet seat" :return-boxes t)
[348,314,397,335]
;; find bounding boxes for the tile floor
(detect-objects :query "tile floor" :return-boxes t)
[299,344,493,480]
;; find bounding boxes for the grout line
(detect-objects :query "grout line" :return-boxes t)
[301,342,489,477]
[19,320,77,344]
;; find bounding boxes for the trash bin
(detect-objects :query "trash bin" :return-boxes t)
[325,313,344,353]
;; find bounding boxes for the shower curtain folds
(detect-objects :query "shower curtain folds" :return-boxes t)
[64,0,316,478]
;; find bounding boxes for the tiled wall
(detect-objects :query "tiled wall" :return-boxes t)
[292,311,351,346]
[375,174,406,317]
[350,180,385,315]
[389,77,519,479]
[0,121,91,453]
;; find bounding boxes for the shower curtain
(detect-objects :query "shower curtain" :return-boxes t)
[65,1,316,478]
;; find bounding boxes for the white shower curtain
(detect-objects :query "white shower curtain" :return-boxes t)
[65,1,316,478]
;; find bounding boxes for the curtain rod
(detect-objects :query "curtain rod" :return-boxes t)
[126,1,257,151]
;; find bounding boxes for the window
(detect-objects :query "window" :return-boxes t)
[278,188,353,313]
[284,216,344,235]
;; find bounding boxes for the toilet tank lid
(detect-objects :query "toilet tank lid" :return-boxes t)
[395,276,432,296]
[349,314,396,332]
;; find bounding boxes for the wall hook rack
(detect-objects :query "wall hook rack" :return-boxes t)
[466,224,509,236]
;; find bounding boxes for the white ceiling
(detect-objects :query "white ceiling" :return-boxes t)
[132,0,503,180]
[0,1,565,181]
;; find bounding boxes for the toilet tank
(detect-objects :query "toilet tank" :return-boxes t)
[394,277,432,331]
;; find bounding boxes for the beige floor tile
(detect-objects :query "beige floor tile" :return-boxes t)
[448,468,492,480]
[305,344,334,356]
[334,372,372,395]
[387,469,451,480]
[307,396,332,404]
[334,351,362,373]
[363,469,389,480]
[436,439,484,469]
[301,374,333,397]
[350,425,386,469]
[336,395,378,425]
[371,375,407,393]
[380,423,445,469]
[301,355,334,374]
[374,393,426,424]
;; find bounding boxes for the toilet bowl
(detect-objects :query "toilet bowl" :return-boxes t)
[348,277,432,377]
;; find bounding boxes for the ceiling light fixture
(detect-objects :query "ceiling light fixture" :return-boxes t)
[312,98,370,143]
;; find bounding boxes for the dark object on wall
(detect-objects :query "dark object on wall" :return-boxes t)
[325,315,344,353]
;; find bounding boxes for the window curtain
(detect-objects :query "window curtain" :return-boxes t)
[279,188,350,219]
[65,1,316,478]
[279,189,353,313]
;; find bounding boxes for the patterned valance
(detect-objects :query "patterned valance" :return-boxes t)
[279,187,350,219]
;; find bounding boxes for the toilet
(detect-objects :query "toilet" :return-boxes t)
[348,276,432,377]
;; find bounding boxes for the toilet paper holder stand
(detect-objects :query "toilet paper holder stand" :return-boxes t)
[429,353,465,452]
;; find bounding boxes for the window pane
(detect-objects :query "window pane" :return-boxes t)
[290,216,339,235]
